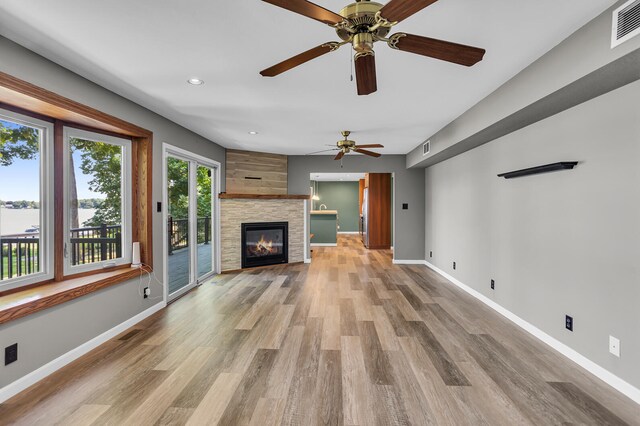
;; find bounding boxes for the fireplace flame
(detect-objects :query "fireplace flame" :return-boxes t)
[252,234,275,256]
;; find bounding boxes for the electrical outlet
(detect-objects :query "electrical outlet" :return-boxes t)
[609,336,620,357]
[5,343,17,365]
[143,287,150,299]
[453,261,456,270]
[429,251,432,258]
[402,203,408,210]
[565,315,573,331]
[491,279,495,290]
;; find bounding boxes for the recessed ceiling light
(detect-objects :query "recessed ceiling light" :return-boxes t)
[187,78,204,85]
[248,131,258,135]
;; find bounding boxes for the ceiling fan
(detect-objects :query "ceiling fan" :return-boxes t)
[308,131,384,160]
[260,0,486,95]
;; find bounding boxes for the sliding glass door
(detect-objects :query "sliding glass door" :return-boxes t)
[196,165,214,279]
[167,156,192,295]
[165,147,219,301]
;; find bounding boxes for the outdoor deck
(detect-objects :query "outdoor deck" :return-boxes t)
[167,243,213,294]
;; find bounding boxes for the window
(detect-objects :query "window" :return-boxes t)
[0,109,54,290]
[0,73,153,304]
[0,107,139,293]
[63,128,132,274]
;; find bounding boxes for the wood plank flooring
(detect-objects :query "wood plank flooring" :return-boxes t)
[1,235,638,425]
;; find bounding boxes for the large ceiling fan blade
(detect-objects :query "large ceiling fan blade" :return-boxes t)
[334,151,345,160]
[379,0,438,24]
[389,33,485,66]
[354,144,384,149]
[355,53,377,96]
[306,148,339,155]
[354,148,382,158]
[261,43,339,77]
[262,0,344,25]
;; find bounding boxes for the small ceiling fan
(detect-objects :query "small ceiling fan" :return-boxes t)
[260,0,486,95]
[307,131,384,160]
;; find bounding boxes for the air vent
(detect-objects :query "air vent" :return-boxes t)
[423,140,431,155]
[612,0,640,48]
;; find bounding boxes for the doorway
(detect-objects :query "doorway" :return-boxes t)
[163,144,220,302]
[308,172,395,256]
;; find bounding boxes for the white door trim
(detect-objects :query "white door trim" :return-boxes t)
[162,143,222,302]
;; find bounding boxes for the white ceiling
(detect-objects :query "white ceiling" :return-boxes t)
[312,172,365,181]
[0,0,614,155]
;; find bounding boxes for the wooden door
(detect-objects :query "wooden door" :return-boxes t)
[365,173,391,249]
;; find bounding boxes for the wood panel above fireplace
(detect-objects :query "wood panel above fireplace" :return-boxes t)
[226,149,287,195]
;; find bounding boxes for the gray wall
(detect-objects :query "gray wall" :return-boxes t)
[424,79,640,389]
[0,36,225,388]
[288,155,424,261]
[407,0,640,169]
[312,181,360,232]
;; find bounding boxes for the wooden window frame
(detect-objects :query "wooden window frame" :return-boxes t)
[0,71,153,324]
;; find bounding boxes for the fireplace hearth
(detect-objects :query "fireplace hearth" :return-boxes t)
[241,222,288,268]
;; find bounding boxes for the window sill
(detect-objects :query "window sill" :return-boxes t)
[0,267,150,325]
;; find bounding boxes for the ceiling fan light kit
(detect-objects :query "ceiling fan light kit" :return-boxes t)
[260,0,486,95]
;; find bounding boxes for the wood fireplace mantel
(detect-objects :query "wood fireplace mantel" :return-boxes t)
[219,193,310,200]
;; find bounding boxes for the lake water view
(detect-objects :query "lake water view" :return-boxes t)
[0,208,97,235]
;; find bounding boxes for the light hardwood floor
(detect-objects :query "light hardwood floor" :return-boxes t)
[1,235,638,425]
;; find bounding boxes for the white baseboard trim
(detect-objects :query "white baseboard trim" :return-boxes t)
[337,232,359,234]
[392,259,425,265]
[310,243,338,247]
[423,260,640,405]
[0,301,166,404]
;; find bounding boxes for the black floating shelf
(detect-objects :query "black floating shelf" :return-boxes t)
[498,162,578,179]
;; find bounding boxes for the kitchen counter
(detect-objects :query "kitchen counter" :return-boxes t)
[310,210,338,245]
[310,210,338,215]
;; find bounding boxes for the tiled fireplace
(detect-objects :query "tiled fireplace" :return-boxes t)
[220,195,307,271]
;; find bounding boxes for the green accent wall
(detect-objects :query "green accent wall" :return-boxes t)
[312,181,360,232]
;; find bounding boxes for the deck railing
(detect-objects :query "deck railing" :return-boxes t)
[1,217,213,280]
[0,236,40,280]
[69,224,122,266]
[0,224,122,281]
[167,217,211,255]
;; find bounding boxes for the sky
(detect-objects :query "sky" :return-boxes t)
[0,120,104,202]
